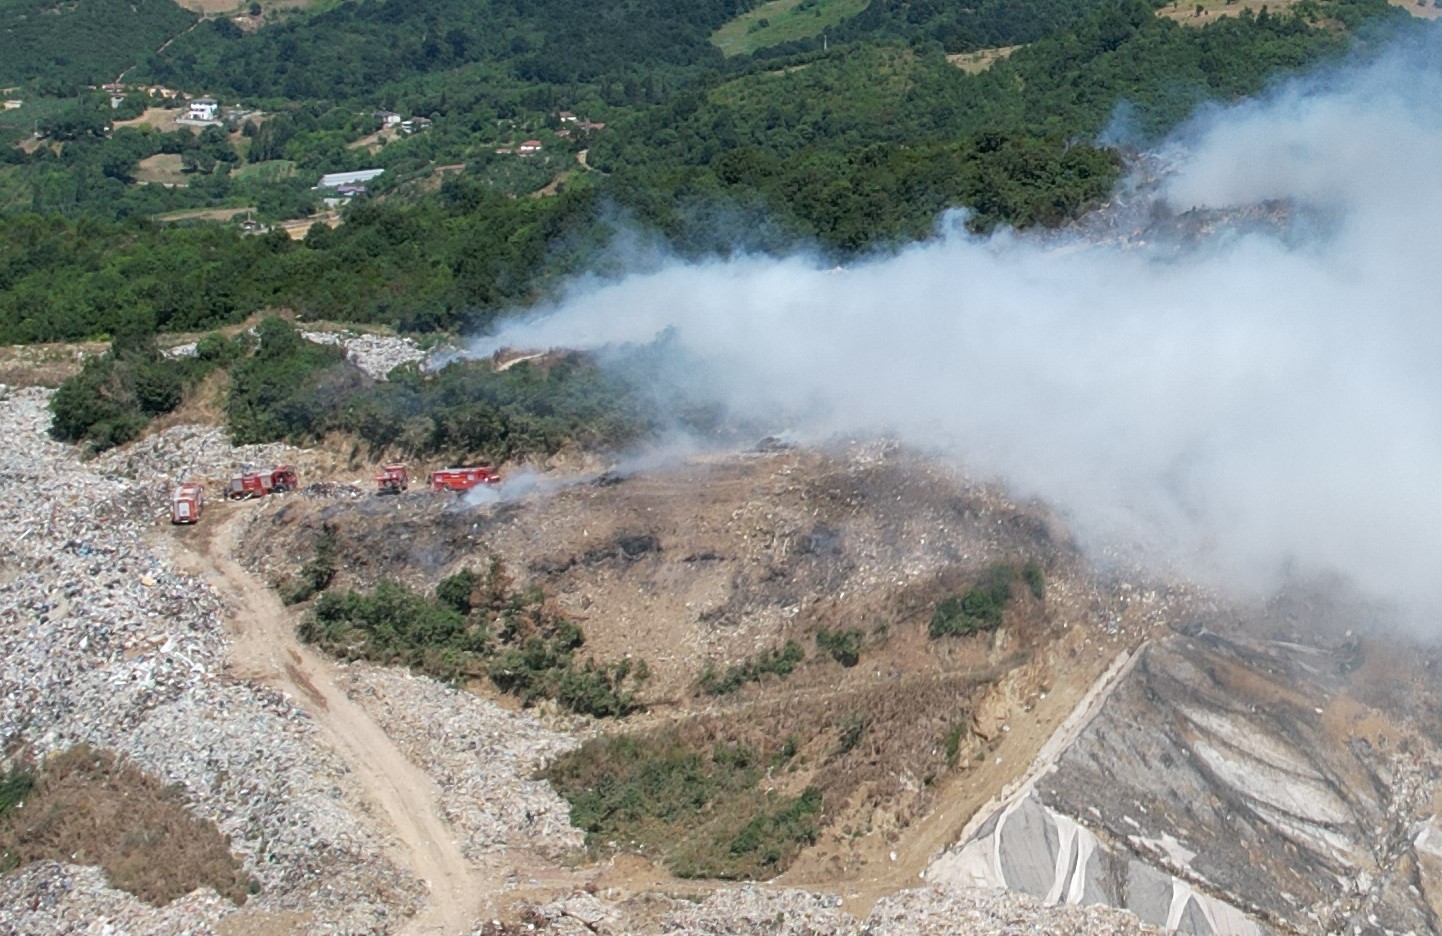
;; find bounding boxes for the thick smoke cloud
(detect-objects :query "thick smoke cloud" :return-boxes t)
[467,34,1442,620]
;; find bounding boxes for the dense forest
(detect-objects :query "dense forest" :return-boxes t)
[2,0,1421,462]
[0,0,195,87]
[140,0,754,101]
[3,0,1414,348]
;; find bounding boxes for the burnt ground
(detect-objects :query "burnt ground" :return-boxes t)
[233,441,1182,905]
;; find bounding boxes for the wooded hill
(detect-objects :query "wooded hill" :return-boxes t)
[0,0,1422,348]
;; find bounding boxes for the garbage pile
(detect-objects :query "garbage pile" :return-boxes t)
[0,387,415,933]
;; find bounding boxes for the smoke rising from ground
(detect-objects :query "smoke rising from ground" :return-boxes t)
[465,35,1442,621]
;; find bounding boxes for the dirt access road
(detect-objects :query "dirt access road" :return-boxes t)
[175,509,486,936]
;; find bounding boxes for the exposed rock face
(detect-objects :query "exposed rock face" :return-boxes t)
[930,627,1442,935]
[930,794,1260,935]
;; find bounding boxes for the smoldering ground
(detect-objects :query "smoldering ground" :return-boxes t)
[459,34,1442,623]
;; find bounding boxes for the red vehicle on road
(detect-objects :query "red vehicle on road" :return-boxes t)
[170,483,205,524]
[227,465,300,500]
[428,465,501,493]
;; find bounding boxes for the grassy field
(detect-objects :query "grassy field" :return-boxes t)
[155,205,256,222]
[711,0,869,57]
[232,158,296,181]
[134,153,189,186]
[1157,0,1304,24]
[0,747,254,904]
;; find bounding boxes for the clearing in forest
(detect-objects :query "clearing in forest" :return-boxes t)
[946,45,1022,73]
[133,153,189,186]
[711,0,868,57]
[1157,0,1304,24]
[155,206,256,222]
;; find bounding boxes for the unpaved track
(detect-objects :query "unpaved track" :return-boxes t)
[181,509,486,935]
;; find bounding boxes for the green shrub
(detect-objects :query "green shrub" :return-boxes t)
[1021,559,1046,600]
[436,568,481,616]
[0,764,34,818]
[545,729,821,879]
[301,566,645,716]
[943,721,967,767]
[833,713,865,755]
[699,641,805,695]
[194,331,250,365]
[929,563,1026,639]
[772,734,799,766]
[815,626,863,667]
[281,524,338,605]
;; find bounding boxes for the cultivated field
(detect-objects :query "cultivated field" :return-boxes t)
[113,107,194,134]
[155,206,257,223]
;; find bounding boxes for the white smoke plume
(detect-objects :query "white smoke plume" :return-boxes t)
[462,35,1442,621]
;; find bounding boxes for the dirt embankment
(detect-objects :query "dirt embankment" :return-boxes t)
[235,442,1175,909]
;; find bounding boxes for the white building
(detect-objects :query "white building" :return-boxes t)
[187,97,219,121]
[316,168,385,189]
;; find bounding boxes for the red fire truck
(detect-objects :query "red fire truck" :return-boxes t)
[428,465,501,493]
[226,465,300,500]
[170,483,205,524]
[375,464,409,495]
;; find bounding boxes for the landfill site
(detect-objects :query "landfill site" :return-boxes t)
[5,329,1442,936]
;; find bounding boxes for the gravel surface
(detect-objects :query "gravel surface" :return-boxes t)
[0,862,234,935]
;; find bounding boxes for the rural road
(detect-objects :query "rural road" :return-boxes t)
[179,509,485,936]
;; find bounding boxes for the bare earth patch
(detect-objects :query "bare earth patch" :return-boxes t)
[113,107,193,134]
[156,206,257,223]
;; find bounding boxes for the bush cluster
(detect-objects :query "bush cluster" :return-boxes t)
[48,329,246,452]
[226,317,349,446]
[545,729,823,879]
[815,625,864,667]
[699,641,804,695]
[299,558,647,717]
[929,560,1045,639]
